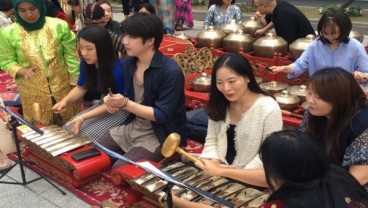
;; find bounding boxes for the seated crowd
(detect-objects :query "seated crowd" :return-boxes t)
[0,0,367,207]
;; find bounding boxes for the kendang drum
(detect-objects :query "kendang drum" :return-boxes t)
[159,36,195,58]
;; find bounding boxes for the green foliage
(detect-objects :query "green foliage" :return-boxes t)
[192,0,205,6]
[319,4,363,17]
[235,3,256,13]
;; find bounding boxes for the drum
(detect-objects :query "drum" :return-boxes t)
[159,36,194,58]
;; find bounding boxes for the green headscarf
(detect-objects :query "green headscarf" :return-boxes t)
[12,0,46,31]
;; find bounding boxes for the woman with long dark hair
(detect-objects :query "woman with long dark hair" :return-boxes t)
[199,53,282,170]
[299,67,368,191]
[97,0,121,35]
[260,130,368,208]
[53,25,128,139]
[172,130,368,208]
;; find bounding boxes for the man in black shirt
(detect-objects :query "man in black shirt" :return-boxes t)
[253,0,315,44]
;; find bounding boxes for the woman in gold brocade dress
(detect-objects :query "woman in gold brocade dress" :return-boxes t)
[0,0,81,126]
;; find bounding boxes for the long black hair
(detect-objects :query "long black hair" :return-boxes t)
[260,130,368,208]
[77,25,116,94]
[307,67,368,161]
[205,53,268,121]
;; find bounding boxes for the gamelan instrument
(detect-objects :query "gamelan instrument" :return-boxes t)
[112,161,269,208]
[161,133,203,165]
[18,125,111,187]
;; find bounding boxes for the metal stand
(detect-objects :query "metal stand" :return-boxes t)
[0,106,66,195]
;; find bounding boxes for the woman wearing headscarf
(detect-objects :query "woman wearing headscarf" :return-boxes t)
[0,0,81,126]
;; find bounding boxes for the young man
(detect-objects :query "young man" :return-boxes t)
[97,13,187,170]
[0,0,13,28]
[253,0,315,44]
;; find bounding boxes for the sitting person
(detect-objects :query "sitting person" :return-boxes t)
[259,130,368,207]
[203,0,243,29]
[53,25,128,140]
[195,67,368,191]
[96,13,187,170]
[172,130,368,208]
[299,67,368,191]
[200,53,282,169]
[97,0,121,35]
[270,11,368,81]
[83,3,124,56]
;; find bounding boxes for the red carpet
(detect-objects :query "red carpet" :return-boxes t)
[7,140,204,207]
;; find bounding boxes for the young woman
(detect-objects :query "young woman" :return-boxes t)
[270,11,368,81]
[200,53,282,169]
[97,0,121,35]
[259,130,368,208]
[83,3,124,56]
[0,0,80,126]
[172,130,368,208]
[299,67,368,191]
[53,25,128,139]
[203,0,243,29]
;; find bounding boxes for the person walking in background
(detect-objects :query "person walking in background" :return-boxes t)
[174,0,193,30]
[253,0,314,44]
[270,11,368,81]
[0,0,81,126]
[203,0,243,29]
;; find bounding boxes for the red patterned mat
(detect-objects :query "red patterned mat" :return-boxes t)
[7,139,204,207]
